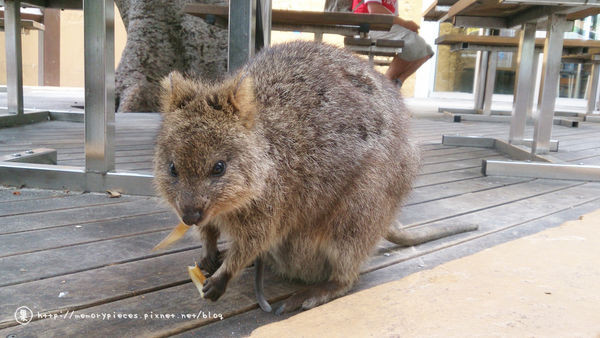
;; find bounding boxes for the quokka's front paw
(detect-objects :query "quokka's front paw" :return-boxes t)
[202,272,229,301]
[199,250,223,276]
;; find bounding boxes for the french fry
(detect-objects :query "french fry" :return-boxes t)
[188,263,207,298]
[152,221,190,251]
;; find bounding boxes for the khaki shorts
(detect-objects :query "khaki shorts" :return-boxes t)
[370,24,434,62]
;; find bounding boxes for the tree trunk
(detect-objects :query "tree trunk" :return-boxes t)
[324,0,353,12]
[114,0,228,112]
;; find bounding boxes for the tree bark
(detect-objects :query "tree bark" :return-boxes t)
[114,0,228,112]
[324,0,353,12]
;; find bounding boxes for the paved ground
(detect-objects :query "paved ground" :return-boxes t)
[250,209,600,337]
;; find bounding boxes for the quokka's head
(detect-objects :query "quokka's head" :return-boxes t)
[154,71,270,226]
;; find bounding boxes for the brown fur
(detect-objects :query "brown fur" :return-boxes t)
[155,41,432,313]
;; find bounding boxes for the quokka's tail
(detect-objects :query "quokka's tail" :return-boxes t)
[385,222,478,247]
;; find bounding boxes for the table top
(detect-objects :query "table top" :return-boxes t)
[434,0,600,27]
[0,18,45,30]
[423,0,458,21]
[184,4,395,32]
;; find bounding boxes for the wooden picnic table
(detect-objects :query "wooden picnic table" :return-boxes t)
[436,33,600,119]
[430,0,600,179]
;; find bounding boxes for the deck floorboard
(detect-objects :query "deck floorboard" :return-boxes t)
[2,113,600,336]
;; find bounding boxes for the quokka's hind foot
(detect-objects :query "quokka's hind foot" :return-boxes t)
[274,280,350,315]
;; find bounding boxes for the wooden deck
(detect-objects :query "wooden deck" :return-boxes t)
[1,113,600,336]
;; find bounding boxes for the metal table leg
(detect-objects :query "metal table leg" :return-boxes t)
[473,51,488,111]
[0,0,156,195]
[585,61,600,115]
[228,0,257,72]
[4,0,24,115]
[38,29,44,86]
[482,51,498,115]
[527,50,541,117]
[532,13,567,155]
[84,0,115,174]
[509,23,536,144]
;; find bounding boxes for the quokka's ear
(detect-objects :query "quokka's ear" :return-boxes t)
[228,75,257,129]
[160,71,198,113]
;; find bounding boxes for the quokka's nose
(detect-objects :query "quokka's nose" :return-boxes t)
[181,209,204,225]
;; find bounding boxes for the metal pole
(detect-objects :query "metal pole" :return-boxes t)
[533,14,566,155]
[314,32,323,42]
[5,0,24,115]
[509,23,536,144]
[228,0,257,73]
[473,51,488,111]
[257,0,271,48]
[38,30,45,86]
[83,0,115,173]
[574,63,582,98]
[482,51,498,115]
[528,50,541,117]
[586,63,600,114]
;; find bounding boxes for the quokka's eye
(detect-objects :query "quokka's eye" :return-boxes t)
[169,162,178,177]
[211,161,226,177]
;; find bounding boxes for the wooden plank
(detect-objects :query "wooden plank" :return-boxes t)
[0,212,177,258]
[441,0,479,22]
[0,230,200,287]
[1,198,168,234]
[436,33,600,49]
[423,0,459,21]
[566,6,600,20]
[400,179,580,226]
[414,167,484,188]
[0,19,44,31]
[420,155,504,175]
[184,4,395,31]
[2,182,598,335]
[406,175,528,206]
[422,148,500,165]
[0,187,68,203]
[422,145,493,158]
[0,193,143,218]
[441,0,527,22]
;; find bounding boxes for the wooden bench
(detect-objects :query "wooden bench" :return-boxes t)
[436,33,600,53]
[185,4,394,37]
[185,4,402,60]
[343,37,403,63]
